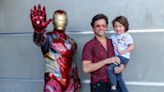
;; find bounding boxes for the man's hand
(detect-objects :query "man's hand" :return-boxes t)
[106,57,120,65]
[30,4,52,32]
[114,64,125,74]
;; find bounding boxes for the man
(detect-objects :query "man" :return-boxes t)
[82,14,124,92]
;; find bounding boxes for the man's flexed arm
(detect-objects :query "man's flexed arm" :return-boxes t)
[82,57,120,73]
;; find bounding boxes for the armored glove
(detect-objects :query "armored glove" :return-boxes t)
[30,4,51,32]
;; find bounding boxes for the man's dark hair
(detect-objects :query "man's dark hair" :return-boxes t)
[91,14,108,28]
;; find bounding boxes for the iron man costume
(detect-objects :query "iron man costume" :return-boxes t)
[30,5,80,92]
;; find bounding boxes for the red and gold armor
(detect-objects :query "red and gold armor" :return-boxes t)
[30,5,80,92]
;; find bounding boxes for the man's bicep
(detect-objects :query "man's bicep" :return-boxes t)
[82,60,92,73]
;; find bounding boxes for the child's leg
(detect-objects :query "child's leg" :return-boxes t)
[107,64,117,91]
[115,56,129,92]
[117,79,128,92]
[116,64,124,81]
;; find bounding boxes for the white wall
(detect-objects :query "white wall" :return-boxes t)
[1,0,164,92]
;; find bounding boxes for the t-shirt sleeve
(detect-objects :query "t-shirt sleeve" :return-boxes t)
[82,43,93,61]
[125,34,134,45]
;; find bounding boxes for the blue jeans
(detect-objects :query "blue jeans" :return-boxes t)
[117,79,129,92]
[107,56,129,92]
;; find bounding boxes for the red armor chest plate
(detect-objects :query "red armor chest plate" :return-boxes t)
[50,38,74,57]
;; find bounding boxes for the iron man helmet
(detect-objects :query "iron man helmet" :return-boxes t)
[52,10,67,30]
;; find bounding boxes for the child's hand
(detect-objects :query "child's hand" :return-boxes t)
[116,46,123,55]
